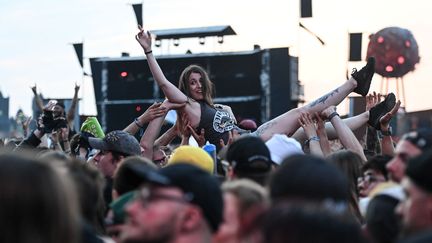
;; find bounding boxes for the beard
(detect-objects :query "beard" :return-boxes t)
[121,216,178,243]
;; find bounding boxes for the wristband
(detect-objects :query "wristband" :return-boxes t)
[380,127,392,136]
[304,136,320,145]
[134,118,144,128]
[144,50,152,55]
[327,111,340,121]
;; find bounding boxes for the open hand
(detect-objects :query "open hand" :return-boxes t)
[366,92,382,111]
[299,113,318,139]
[189,127,206,147]
[140,102,167,123]
[379,100,401,129]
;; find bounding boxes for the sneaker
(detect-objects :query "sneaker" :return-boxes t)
[352,57,376,96]
[368,93,396,130]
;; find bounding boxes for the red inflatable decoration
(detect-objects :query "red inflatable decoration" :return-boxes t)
[366,27,420,78]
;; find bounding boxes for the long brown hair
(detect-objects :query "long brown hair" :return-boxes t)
[178,65,214,106]
[327,150,364,223]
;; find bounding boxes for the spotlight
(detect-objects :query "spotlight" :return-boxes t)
[217,36,224,44]
[173,38,180,47]
[377,36,384,43]
[385,65,394,72]
[199,37,205,45]
[155,39,161,47]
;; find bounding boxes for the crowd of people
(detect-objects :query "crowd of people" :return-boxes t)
[1,26,432,243]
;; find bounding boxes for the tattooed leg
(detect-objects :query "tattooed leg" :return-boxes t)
[255,120,277,137]
[308,88,340,108]
[257,78,356,142]
[302,78,356,115]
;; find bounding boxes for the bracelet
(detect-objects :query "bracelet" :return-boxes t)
[380,127,392,136]
[327,111,339,121]
[144,50,152,55]
[304,136,320,145]
[134,118,144,128]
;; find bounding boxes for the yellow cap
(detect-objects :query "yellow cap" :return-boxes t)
[168,145,214,174]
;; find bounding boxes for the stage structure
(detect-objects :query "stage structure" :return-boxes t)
[90,48,301,132]
[0,91,9,134]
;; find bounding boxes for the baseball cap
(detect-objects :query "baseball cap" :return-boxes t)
[270,154,349,203]
[406,149,432,193]
[168,145,214,174]
[129,163,223,232]
[55,100,65,109]
[88,130,141,156]
[265,134,304,165]
[402,128,432,152]
[226,135,272,173]
[109,191,135,225]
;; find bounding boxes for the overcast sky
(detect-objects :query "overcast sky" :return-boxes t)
[1,0,431,117]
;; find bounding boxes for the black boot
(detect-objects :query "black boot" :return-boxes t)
[352,57,376,97]
[368,93,396,130]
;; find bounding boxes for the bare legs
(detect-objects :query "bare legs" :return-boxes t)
[256,78,358,141]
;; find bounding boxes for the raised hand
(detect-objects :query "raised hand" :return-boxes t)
[31,84,37,94]
[321,105,337,120]
[74,83,80,93]
[314,112,326,135]
[366,92,382,111]
[189,127,206,147]
[298,113,317,139]
[178,112,192,138]
[135,25,152,52]
[379,100,401,129]
[22,116,32,137]
[49,130,60,145]
[219,131,234,149]
[139,102,167,124]
[59,126,70,142]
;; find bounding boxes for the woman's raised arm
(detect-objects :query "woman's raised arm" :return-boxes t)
[135,26,188,104]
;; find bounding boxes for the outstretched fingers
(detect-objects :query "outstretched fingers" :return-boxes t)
[379,100,401,125]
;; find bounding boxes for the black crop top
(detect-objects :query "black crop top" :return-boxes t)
[196,101,235,151]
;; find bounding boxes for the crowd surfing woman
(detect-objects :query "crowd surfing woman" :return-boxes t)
[135,26,376,151]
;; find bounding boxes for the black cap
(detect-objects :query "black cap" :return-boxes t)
[406,149,432,193]
[129,163,223,232]
[56,101,65,109]
[270,154,349,203]
[402,129,432,152]
[226,135,272,173]
[89,130,141,156]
